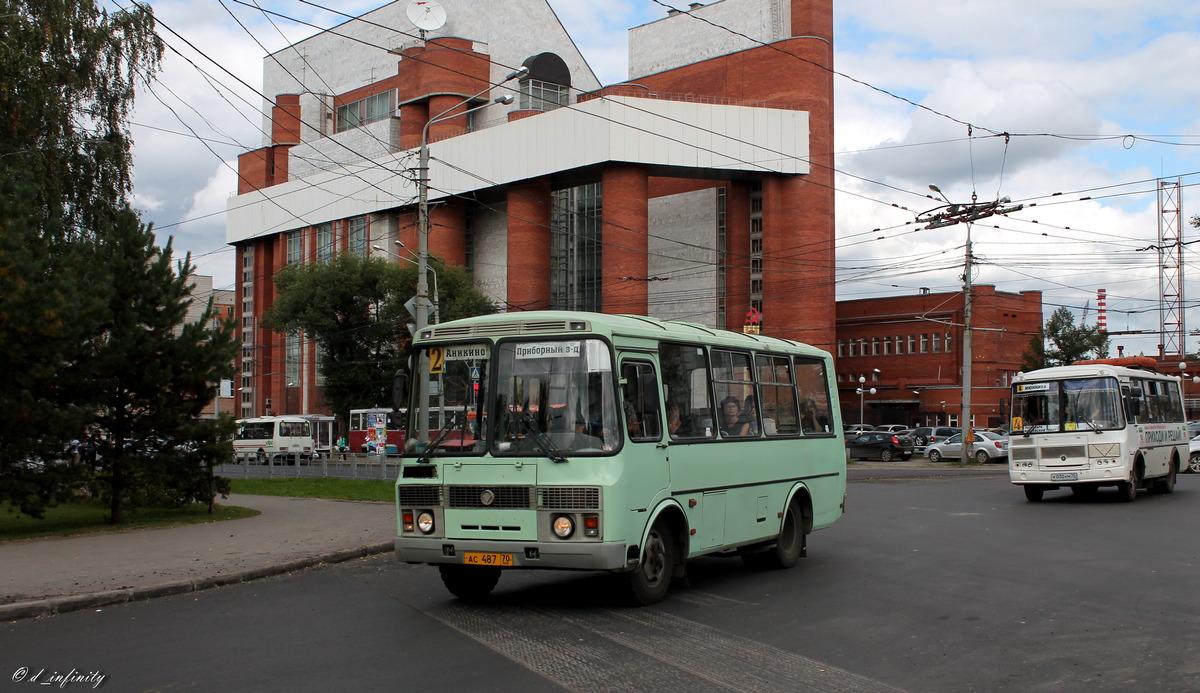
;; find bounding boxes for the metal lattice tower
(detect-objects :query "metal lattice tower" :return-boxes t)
[1158,178,1184,358]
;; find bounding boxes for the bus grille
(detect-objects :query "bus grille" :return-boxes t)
[1040,445,1087,461]
[1011,448,1038,462]
[448,485,534,509]
[398,486,441,506]
[539,486,601,510]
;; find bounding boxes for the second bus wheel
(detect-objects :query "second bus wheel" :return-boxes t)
[438,564,501,601]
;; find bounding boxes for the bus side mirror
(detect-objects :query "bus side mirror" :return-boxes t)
[392,369,408,411]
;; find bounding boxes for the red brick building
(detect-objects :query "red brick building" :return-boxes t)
[835,287,1044,429]
[227,0,836,419]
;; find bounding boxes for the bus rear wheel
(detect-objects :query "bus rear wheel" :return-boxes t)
[748,496,806,565]
[438,564,501,601]
[628,519,674,606]
[1154,461,1177,494]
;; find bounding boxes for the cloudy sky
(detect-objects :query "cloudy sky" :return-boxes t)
[128,0,1200,357]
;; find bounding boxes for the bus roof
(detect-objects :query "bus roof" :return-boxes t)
[1015,363,1180,382]
[414,310,828,357]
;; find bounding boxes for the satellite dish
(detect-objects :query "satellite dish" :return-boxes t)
[407,0,447,32]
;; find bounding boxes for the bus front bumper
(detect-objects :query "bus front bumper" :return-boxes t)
[1010,466,1129,485]
[395,536,630,571]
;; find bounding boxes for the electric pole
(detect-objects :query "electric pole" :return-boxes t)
[920,187,1023,441]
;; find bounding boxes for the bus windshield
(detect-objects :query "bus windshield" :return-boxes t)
[1012,377,1124,433]
[493,338,619,455]
[407,343,490,456]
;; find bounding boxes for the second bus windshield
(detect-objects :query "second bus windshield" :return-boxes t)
[1012,377,1123,433]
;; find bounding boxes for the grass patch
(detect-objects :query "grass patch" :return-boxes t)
[0,501,260,543]
[229,477,394,502]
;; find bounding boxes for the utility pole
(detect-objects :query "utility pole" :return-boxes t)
[921,186,1023,441]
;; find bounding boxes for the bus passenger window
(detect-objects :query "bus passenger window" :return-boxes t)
[620,361,661,442]
[794,357,834,434]
[660,342,714,439]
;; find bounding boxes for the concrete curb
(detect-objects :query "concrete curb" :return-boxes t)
[0,541,394,623]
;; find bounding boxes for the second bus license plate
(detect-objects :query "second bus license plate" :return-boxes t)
[463,552,514,567]
[1051,472,1079,482]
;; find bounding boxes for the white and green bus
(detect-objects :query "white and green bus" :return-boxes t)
[1009,358,1187,502]
[393,311,846,604]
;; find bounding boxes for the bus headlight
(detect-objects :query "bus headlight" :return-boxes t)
[552,515,574,538]
[417,511,435,535]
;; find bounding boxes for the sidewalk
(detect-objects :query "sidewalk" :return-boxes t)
[0,494,396,622]
[0,462,1003,622]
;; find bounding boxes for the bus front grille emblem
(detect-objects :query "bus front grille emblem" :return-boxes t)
[480,489,495,506]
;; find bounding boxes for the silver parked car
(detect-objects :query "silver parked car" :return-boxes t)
[1188,434,1200,473]
[925,431,1008,464]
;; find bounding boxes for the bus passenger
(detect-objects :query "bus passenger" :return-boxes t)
[720,396,749,436]
[740,395,760,436]
[667,402,684,437]
[800,398,827,433]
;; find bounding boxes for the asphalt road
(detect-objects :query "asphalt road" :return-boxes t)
[3,475,1198,693]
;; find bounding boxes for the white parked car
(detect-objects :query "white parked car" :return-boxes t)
[1188,434,1200,473]
[925,431,1009,464]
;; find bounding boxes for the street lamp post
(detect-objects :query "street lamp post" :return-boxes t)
[856,373,877,427]
[413,67,526,444]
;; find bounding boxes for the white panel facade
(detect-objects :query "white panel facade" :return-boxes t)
[228,96,808,243]
[629,0,791,80]
[647,189,718,326]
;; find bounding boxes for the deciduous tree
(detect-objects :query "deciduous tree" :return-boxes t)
[264,253,495,424]
[1022,306,1108,370]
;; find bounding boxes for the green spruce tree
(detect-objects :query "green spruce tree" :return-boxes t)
[65,211,238,524]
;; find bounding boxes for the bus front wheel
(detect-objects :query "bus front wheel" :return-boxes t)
[438,564,501,601]
[1117,465,1140,503]
[628,519,674,606]
[1023,485,1044,502]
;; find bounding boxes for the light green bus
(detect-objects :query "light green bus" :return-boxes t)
[394,311,846,604]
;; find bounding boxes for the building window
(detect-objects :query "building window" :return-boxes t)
[895,335,903,355]
[882,338,891,356]
[336,91,392,133]
[286,230,303,265]
[920,334,928,353]
[932,333,941,353]
[519,79,569,111]
[848,340,857,358]
[871,337,879,356]
[945,331,953,352]
[837,340,845,358]
[907,334,916,354]
[550,182,602,311]
[286,332,301,385]
[348,216,368,257]
[317,223,334,264]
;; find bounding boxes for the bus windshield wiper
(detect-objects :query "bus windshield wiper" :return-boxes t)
[417,413,458,464]
[521,411,567,464]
